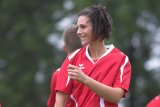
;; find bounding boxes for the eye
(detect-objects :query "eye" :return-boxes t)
[80,25,86,29]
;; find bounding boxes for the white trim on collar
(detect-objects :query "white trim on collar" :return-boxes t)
[85,44,114,64]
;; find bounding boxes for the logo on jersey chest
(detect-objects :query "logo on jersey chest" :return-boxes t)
[78,64,85,69]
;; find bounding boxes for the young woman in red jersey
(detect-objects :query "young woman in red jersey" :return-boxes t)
[55,4,132,107]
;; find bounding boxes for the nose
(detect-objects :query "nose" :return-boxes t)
[77,28,82,36]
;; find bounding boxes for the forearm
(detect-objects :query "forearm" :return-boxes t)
[83,75,124,104]
[68,64,124,103]
[54,91,68,107]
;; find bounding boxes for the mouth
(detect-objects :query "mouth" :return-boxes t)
[79,35,86,40]
[80,37,86,42]
[79,36,88,46]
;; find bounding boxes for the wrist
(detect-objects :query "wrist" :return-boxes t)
[82,75,90,85]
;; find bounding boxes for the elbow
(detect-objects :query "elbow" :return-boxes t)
[112,98,121,104]
[109,88,125,104]
[109,98,121,104]
[103,95,122,104]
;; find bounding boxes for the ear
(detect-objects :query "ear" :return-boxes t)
[63,45,68,53]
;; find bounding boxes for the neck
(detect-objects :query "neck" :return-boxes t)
[88,40,107,60]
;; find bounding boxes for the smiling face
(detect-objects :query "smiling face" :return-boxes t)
[77,16,93,46]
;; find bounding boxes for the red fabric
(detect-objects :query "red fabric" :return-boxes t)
[56,45,132,107]
[146,95,160,107]
[47,69,74,107]
[47,69,59,107]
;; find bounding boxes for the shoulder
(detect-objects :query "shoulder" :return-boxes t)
[111,47,127,57]
[52,68,60,75]
[109,47,130,64]
[67,47,86,61]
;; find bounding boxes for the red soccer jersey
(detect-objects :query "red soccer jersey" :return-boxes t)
[146,95,160,107]
[47,69,60,107]
[56,44,132,107]
[47,69,74,107]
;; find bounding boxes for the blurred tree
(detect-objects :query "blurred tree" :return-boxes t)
[0,0,67,107]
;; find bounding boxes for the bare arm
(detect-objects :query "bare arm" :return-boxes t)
[68,64,124,104]
[54,91,68,107]
[83,75,124,103]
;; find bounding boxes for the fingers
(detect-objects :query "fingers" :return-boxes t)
[67,64,86,83]
[68,69,78,81]
[68,64,78,76]
[68,69,77,75]
[68,64,79,69]
[68,64,80,81]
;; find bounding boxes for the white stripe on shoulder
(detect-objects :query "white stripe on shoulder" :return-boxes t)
[56,68,60,71]
[120,56,129,83]
[68,49,81,61]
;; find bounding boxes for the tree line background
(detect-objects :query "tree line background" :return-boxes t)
[0,0,160,107]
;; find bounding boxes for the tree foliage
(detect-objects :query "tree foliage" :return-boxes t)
[0,0,66,107]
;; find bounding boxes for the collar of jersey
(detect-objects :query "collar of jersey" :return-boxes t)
[85,44,114,64]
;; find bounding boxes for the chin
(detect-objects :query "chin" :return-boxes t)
[81,42,88,46]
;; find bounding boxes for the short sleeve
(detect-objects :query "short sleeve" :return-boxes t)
[113,55,132,97]
[55,57,73,95]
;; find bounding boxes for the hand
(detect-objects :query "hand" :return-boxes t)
[68,64,87,83]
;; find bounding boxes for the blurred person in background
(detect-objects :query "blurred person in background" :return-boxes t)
[47,25,82,107]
